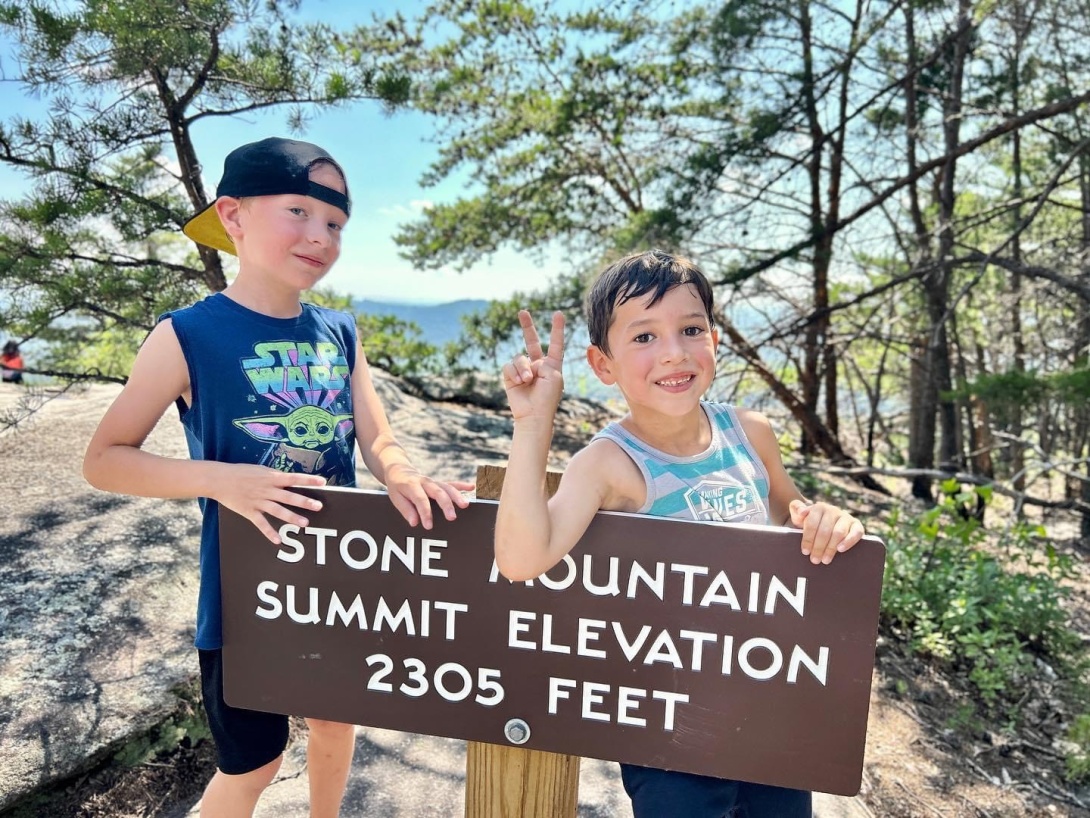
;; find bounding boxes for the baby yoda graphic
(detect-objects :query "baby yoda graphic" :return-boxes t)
[235,404,354,481]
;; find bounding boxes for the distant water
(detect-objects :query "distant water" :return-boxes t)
[355,299,490,349]
[354,298,612,400]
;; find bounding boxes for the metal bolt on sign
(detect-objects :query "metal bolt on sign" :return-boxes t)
[504,718,531,745]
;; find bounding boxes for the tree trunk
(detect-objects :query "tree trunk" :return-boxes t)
[912,0,973,498]
[1008,6,1029,495]
[797,0,861,453]
[717,314,888,494]
[901,3,937,502]
[798,0,823,456]
[1077,152,1090,539]
[151,65,227,292]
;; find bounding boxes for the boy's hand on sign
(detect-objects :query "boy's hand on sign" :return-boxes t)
[790,499,865,565]
[215,464,326,545]
[502,310,566,422]
[385,462,473,529]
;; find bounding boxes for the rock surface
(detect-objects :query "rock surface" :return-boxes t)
[0,374,869,817]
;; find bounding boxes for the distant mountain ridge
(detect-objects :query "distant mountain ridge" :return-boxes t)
[354,298,490,348]
[353,297,612,400]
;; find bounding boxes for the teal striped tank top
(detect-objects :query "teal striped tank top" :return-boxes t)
[592,402,771,524]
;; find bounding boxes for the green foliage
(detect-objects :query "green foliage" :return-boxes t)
[456,271,586,362]
[954,366,1090,407]
[40,323,146,382]
[308,285,460,381]
[377,0,716,270]
[357,313,444,378]
[0,0,410,380]
[946,703,985,736]
[1051,367,1090,402]
[111,680,211,767]
[379,0,1090,495]
[305,287,355,313]
[1064,714,1090,783]
[881,485,1083,710]
[788,469,821,496]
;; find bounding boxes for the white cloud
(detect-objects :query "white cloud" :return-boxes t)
[377,199,434,217]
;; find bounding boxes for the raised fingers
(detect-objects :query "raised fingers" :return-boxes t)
[518,309,544,361]
[546,310,566,367]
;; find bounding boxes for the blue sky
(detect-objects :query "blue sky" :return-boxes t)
[0,0,560,305]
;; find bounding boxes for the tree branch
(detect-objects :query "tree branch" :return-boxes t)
[793,463,1090,514]
[720,90,1090,285]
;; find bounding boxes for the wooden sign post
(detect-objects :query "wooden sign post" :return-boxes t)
[465,465,577,818]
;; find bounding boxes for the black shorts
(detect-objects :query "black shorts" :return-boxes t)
[620,764,812,818]
[198,648,289,775]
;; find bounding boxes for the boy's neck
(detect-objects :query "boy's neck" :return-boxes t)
[619,403,711,457]
[221,276,303,319]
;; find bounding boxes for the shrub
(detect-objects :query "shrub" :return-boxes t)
[1065,714,1090,783]
[880,480,1083,710]
[356,313,444,378]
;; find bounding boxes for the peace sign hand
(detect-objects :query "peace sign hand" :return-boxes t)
[501,310,566,422]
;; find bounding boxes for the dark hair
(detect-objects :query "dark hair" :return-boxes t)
[584,250,715,355]
[2,340,18,355]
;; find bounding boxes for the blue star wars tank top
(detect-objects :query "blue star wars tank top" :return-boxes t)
[167,293,359,649]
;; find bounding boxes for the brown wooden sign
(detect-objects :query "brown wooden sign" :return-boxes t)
[220,486,885,795]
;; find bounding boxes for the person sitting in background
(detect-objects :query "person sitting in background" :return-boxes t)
[1,341,24,384]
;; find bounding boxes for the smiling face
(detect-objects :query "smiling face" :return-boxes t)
[587,283,719,420]
[220,162,349,293]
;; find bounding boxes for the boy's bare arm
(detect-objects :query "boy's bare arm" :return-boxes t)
[738,409,806,524]
[82,320,324,544]
[494,310,614,580]
[348,339,471,530]
[739,408,864,564]
[497,437,619,580]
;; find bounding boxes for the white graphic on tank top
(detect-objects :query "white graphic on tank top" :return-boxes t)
[683,480,764,523]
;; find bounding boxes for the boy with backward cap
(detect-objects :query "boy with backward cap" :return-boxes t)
[84,137,473,817]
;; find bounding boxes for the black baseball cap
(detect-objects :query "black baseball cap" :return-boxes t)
[182,137,352,256]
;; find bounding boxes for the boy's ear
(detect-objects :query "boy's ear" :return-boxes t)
[586,344,616,386]
[214,196,245,241]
